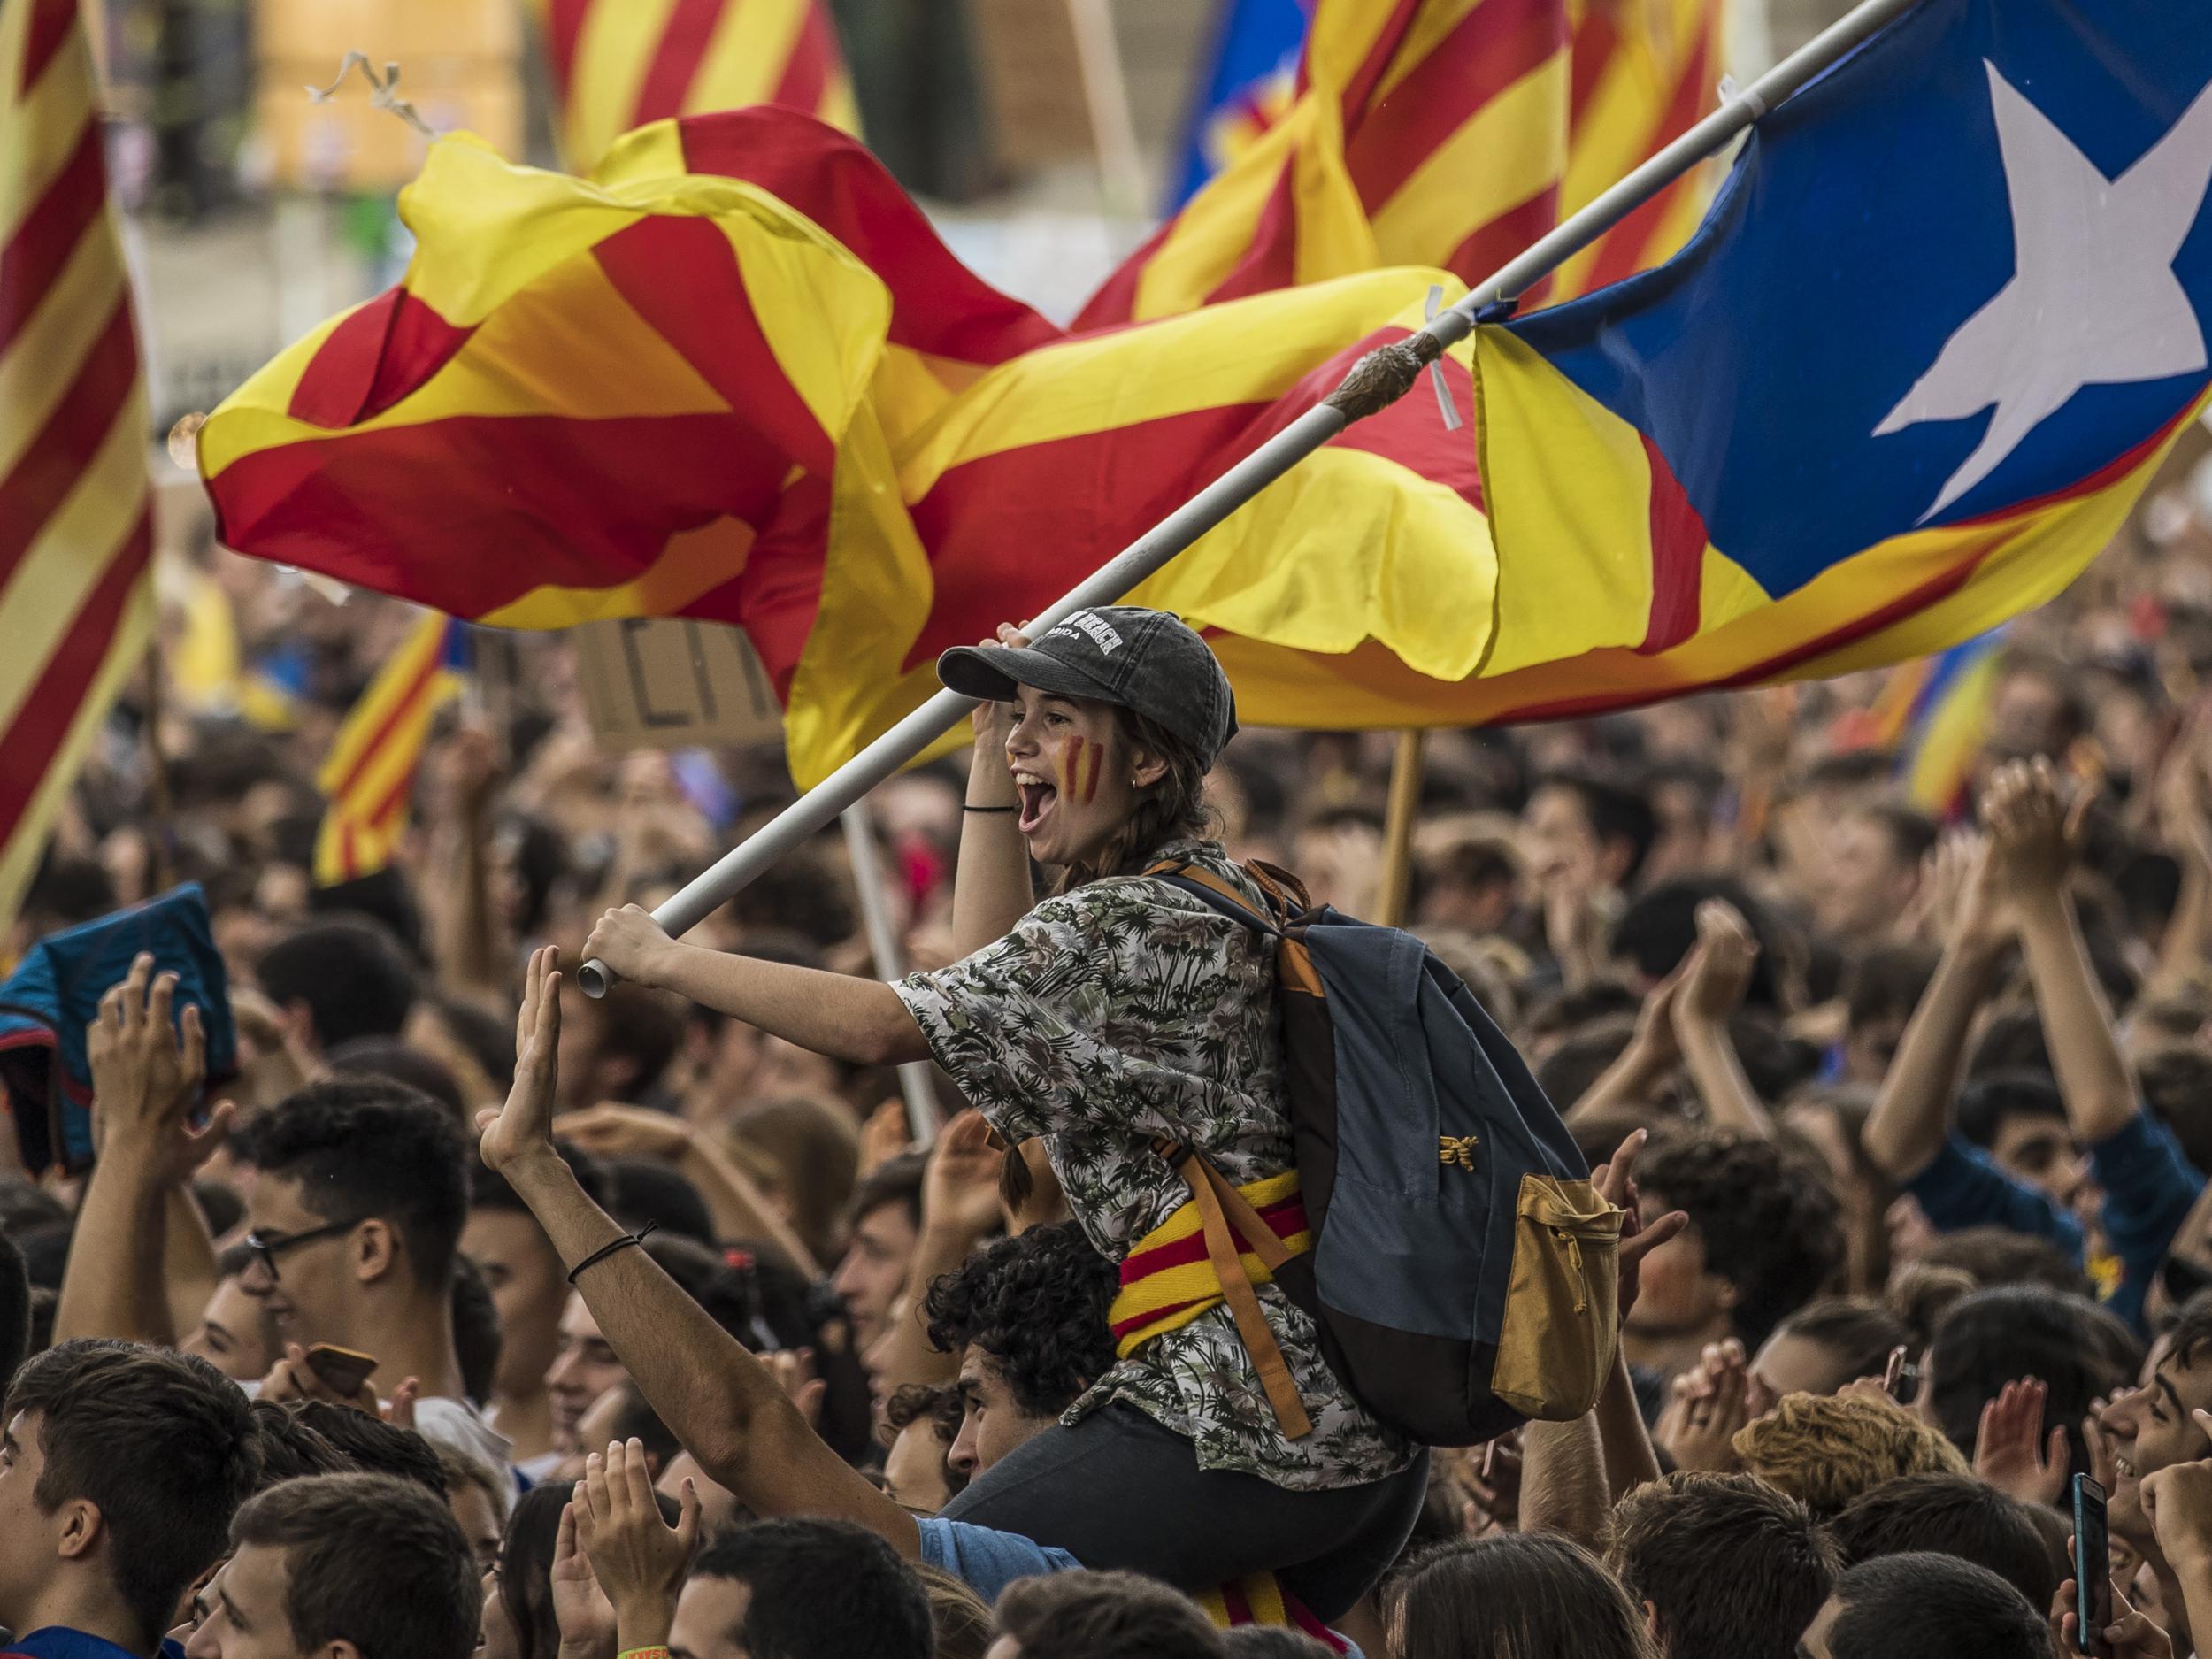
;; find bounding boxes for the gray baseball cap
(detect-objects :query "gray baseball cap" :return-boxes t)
[936,605,1239,767]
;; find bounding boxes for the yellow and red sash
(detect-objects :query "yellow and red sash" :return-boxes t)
[1110,1169,1310,1357]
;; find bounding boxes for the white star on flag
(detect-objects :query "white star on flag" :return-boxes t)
[1877,60,2212,522]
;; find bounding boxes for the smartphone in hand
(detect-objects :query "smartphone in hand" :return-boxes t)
[2073,1472,2110,1658]
[303,1343,379,1399]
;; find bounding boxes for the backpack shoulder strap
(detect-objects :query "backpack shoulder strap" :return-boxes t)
[1156,1139,1313,1440]
[1142,861,1284,935]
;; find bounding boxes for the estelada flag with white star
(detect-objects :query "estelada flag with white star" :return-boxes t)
[1446,0,2212,728]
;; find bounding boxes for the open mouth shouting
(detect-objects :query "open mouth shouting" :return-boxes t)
[1014,769,1057,835]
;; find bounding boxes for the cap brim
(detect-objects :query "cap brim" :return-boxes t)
[936,643,1119,705]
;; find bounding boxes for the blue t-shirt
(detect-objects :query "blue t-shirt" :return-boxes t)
[918,1517,1083,1600]
[7,1630,185,1659]
[1907,1110,2204,1330]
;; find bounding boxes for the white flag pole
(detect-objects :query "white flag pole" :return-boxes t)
[839,802,943,1146]
[581,0,1924,997]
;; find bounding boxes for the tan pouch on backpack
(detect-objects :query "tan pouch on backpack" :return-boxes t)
[1490,1175,1624,1420]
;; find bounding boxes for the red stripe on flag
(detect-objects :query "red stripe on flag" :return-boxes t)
[0,295,139,585]
[1446,188,1561,300]
[0,508,150,849]
[1638,432,1706,653]
[630,0,731,126]
[1330,356,1484,514]
[359,741,429,838]
[1580,27,1717,291]
[1200,163,1303,308]
[593,215,840,477]
[772,3,835,115]
[1567,8,1621,133]
[725,469,829,698]
[903,402,1279,671]
[0,118,104,352]
[1335,0,1426,133]
[19,0,79,96]
[287,288,477,429]
[543,0,592,101]
[1344,0,1567,213]
[675,111,1058,364]
[206,412,792,623]
[326,649,447,803]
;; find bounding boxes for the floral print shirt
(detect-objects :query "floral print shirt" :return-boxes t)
[895,839,1415,1491]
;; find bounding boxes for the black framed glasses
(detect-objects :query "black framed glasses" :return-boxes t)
[243,1219,358,1285]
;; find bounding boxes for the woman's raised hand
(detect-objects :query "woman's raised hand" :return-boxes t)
[582,904,680,988]
[969,621,1032,743]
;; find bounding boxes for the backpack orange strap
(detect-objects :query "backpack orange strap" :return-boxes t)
[1164,1145,1313,1440]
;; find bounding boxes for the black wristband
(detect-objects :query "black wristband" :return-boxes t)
[963,803,1018,813]
[567,1220,659,1286]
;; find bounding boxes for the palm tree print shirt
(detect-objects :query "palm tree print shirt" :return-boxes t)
[895,839,1415,1491]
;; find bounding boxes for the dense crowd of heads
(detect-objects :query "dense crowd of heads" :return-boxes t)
[12,495,2212,1658]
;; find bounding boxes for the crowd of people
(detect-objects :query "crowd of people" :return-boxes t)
[10,465,2212,1659]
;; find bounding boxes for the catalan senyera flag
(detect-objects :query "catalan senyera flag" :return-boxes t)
[1460,0,2212,730]
[1886,634,2006,818]
[198,113,1497,786]
[314,611,469,886]
[1076,0,1572,329]
[1168,0,1309,211]
[534,0,858,175]
[0,0,155,926]
[1549,0,1725,301]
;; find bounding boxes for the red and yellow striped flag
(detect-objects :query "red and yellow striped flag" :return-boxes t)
[315,611,468,887]
[198,118,1495,785]
[1550,0,1726,300]
[1077,0,1572,328]
[0,0,154,926]
[534,0,858,174]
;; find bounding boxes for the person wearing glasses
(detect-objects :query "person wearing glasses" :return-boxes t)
[229,1077,514,1484]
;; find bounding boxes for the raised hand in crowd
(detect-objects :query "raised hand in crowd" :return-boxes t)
[2142,1448,2212,1648]
[2052,1572,2175,1659]
[55,953,228,1348]
[1670,898,1774,1140]
[575,1437,702,1656]
[861,1106,1007,1392]
[86,953,225,1179]
[550,1498,617,1659]
[1974,1377,2072,1507]
[1655,1343,1749,1473]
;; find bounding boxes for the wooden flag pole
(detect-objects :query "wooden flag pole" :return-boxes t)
[1066,0,1152,226]
[580,0,1924,996]
[1376,730,1427,927]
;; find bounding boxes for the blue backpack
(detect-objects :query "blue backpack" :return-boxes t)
[1151,860,1623,1447]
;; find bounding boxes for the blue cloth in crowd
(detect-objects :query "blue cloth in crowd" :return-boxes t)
[1906,1110,2203,1330]
[0,885,235,1173]
[919,1517,1083,1600]
[5,1629,185,1659]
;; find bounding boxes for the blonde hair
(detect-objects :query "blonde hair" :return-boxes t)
[914,1563,993,1659]
[1732,1391,1969,1517]
[724,1094,861,1264]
